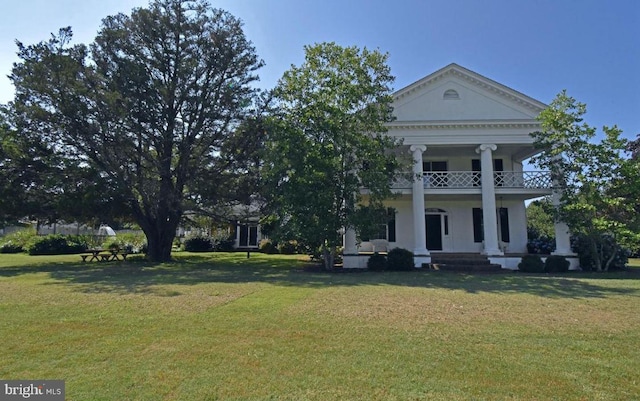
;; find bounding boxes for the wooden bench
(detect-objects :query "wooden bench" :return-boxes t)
[80,254,91,262]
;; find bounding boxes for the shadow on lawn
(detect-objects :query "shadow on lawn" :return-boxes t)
[1,256,639,299]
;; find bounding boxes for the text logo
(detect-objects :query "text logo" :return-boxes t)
[0,381,64,401]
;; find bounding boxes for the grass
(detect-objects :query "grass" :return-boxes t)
[0,252,639,400]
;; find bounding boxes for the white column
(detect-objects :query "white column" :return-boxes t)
[476,144,503,256]
[410,145,429,266]
[551,187,574,256]
[343,227,357,255]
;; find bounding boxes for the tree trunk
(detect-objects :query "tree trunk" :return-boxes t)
[322,245,336,270]
[603,247,618,272]
[144,222,178,263]
[589,236,603,272]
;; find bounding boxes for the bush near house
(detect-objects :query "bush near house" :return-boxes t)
[526,234,555,255]
[386,248,415,271]
[26,234,87,255]
[518,254,545,273]
[0,227,38,253]
[0,241,24,254]
[367,252,386,271]
[210,230,236,252]
[572,234,629,271]
[278,240,298,255]
[544,255,570,273]
[116,232,147,253]
[183,235,213,252]
[259,239,279,254]
[213,237,235,252]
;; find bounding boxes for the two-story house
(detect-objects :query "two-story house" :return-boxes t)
[343,63,576,269]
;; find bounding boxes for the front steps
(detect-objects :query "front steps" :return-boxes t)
[426,253,504,273]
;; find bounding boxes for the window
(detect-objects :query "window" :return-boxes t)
[423,161,448,187]
[471,159,504,186]
[423,161,448,172]
[498,207,510,243]
[472,208,510,243]
[443,89,460,100]
[472,208,484,243]
[361,209,396,242]
[238,224,258,247]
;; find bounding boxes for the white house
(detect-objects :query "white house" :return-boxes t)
[343,63,576,269]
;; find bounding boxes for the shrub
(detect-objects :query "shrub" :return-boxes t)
[259,239,279,254]
[278,240,298,255]
[572,234,629,271]
[26,235,86,255]
[213,237,235,252]
[114,232,147,253]
[102,237,126,251]
[518,254,545,273]
[544,255,570,273]
[183,235,213,252]
[0,227,38,253]
[0,241,24,253]
[386,248,415,271]
[208,229,236,252]
[526,235,555,254]
[367,252,387,271]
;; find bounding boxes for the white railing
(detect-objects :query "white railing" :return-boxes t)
[392,171,551,190]
[495,171,551,189]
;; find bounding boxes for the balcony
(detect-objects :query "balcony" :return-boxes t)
[392,171,552,190]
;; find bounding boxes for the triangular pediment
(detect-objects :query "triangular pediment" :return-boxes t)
[391,63,546,123]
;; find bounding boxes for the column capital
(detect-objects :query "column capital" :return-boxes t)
[409,144,427,154]
[475,144,497,154]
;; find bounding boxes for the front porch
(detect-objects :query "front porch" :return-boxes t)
[342,252,581,271]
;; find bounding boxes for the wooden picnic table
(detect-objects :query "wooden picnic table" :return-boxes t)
[80,249,129,262]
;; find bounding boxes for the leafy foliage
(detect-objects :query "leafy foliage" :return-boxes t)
[277,240,298,255]
[9,0,263,262]
[544,255,570,273]
[0,227,37,253]
[259,239,278,254]
[367,252,387,271]
[262,42,403,269]
[530,91,637,271]
[526,198,555,240]
[183,235,214,252]
[518,254,545,273]
[386,248,415,271]
[26,234,87,255]
[0,242,24,254]
[572,234,629,271]
[526,235,555,255]
[104,232,147,254]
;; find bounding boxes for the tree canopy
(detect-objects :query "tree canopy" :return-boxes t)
[530,90,638,271]
[9,0,264,261]
[262,42,403,269]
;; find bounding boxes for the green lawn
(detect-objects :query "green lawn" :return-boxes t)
[1,252,639,400]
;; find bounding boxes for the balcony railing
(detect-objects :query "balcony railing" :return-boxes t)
[392,171,551,190]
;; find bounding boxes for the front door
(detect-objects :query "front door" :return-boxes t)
[425,214,443,251]
[239,224,258,247]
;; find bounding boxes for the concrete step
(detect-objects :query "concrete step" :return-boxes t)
[427,253,504,272]
[429,263,503,272]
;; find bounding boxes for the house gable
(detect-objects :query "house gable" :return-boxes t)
[391,63,546,123]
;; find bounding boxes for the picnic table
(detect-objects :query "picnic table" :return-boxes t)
[80,249,129,262]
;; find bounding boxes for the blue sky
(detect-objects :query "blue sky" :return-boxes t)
[1,0,638,139]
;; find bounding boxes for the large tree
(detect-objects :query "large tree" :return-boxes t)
[530,90,637,271]
[1,104,118,227]
[10,0,263,261]
[263,42,403,269]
